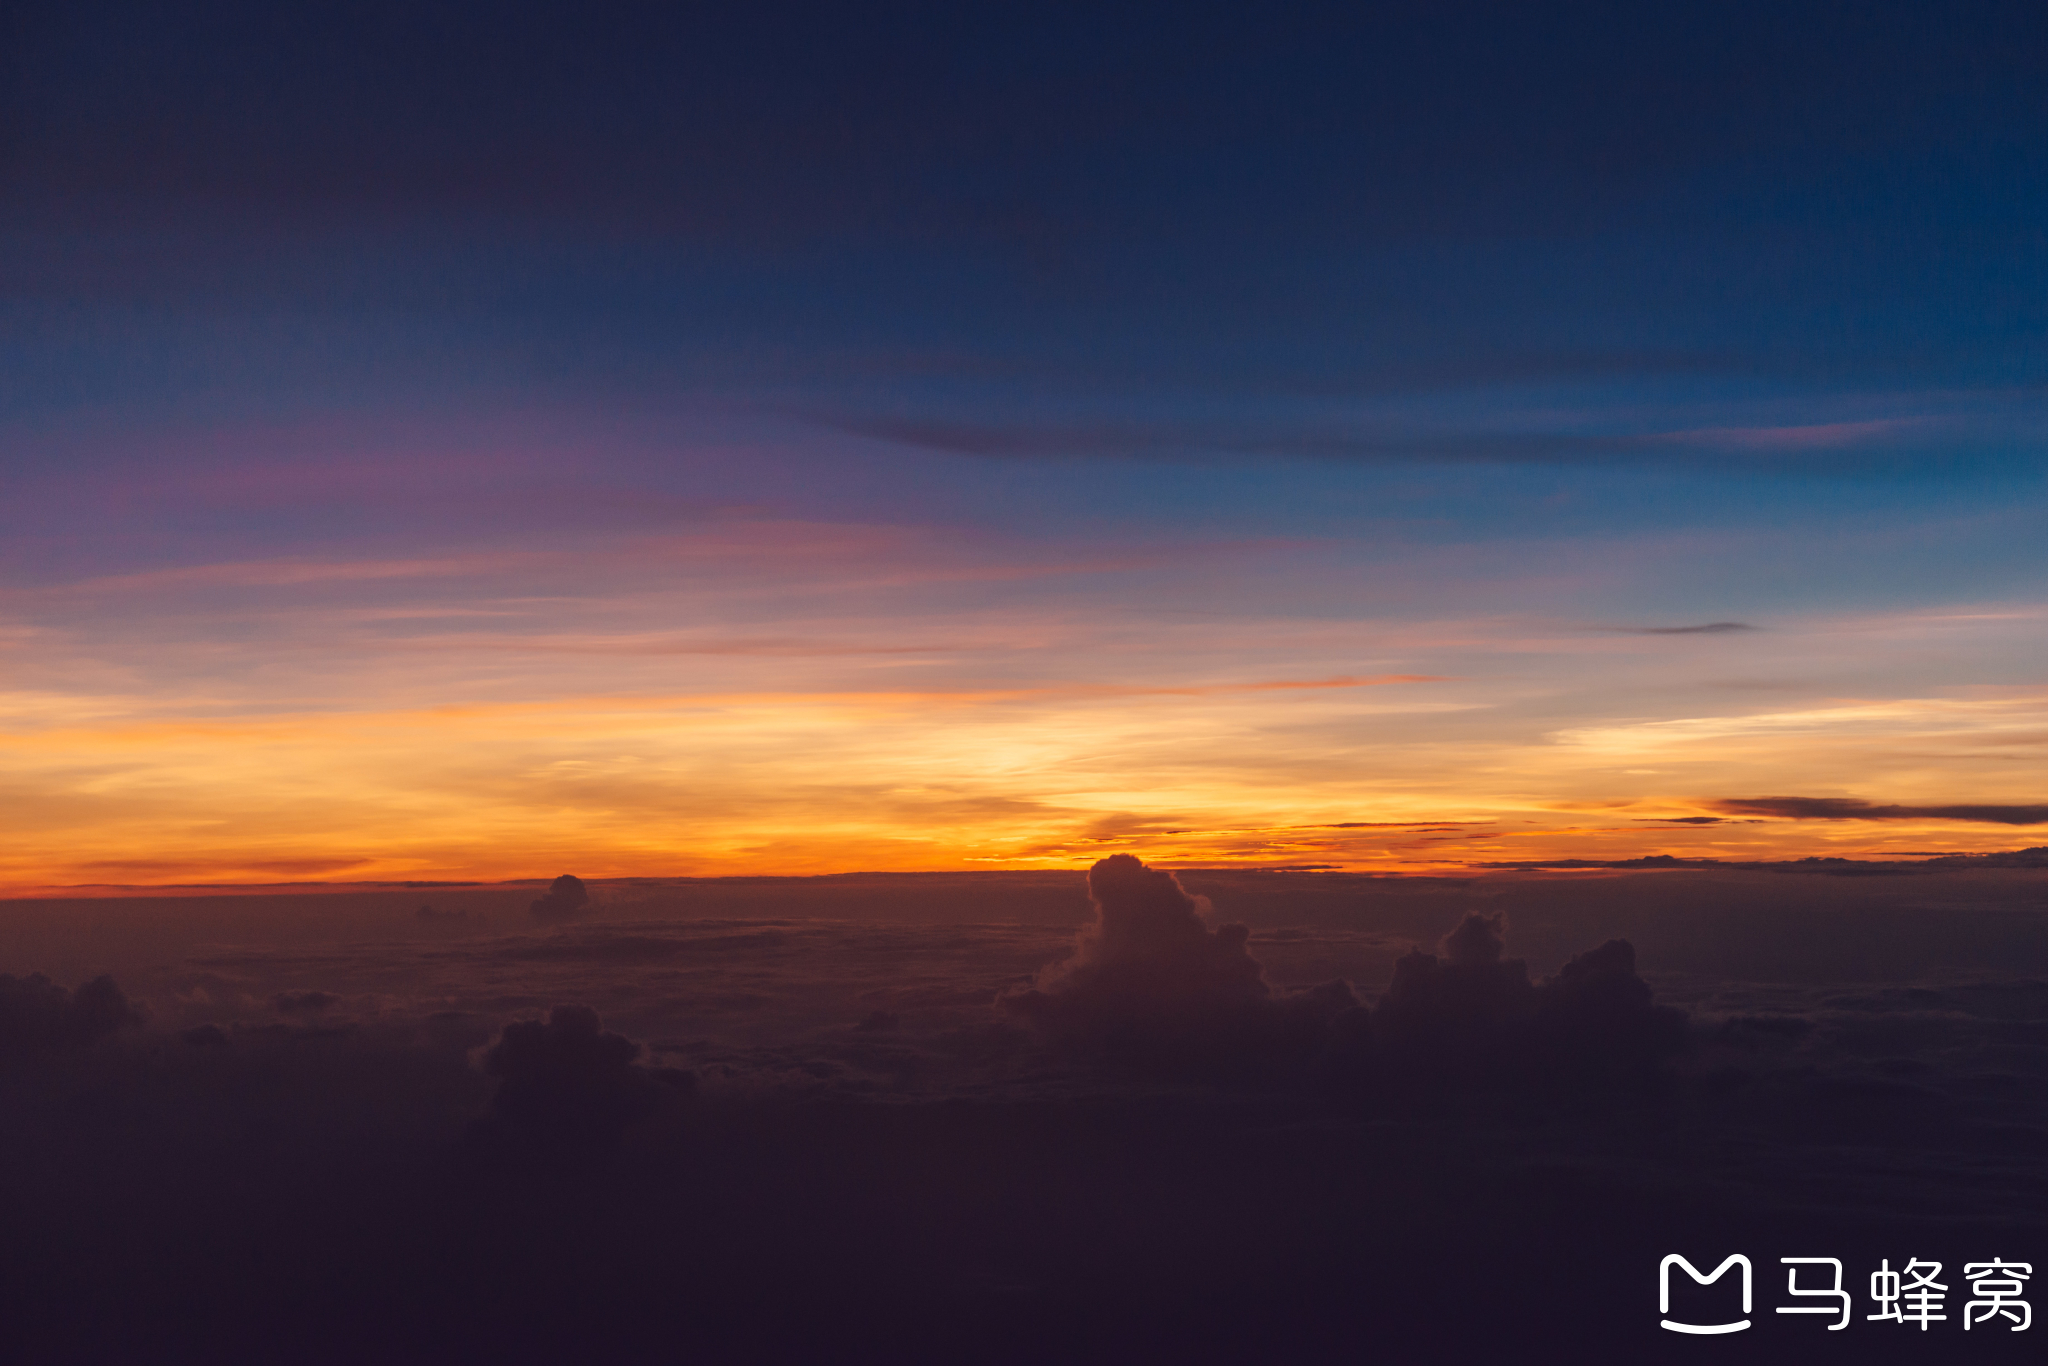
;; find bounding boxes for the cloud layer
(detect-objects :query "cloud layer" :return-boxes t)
[0,867,2043,1360]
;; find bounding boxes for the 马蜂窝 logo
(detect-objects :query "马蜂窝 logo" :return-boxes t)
[1659,1254,2029,1334]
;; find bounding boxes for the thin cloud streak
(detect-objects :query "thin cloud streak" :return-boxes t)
[1712,796,2048,825]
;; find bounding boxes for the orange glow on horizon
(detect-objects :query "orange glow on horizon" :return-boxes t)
[8,522,2046,894]
[7,670,2047,891]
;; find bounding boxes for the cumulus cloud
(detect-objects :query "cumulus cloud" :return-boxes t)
[528,874,591,922]
[996,859,1691,1096]
[1368,913,1533,1085]
[997,855,1355,1068]
[1362,914,1687,1094]
[0,973,141,1052]
[471,1005,693,1154]
[1713,796,2048,824]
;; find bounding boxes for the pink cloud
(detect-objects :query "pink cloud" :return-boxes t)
[1662,418,1931,450]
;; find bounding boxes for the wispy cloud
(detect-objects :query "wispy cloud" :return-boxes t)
[1660,419,1933,450]
[9,554,550,598]
[812,409,1991,469]
[1711,796,2048,825]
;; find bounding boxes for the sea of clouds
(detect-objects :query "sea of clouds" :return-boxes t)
[3,863,2042,1362]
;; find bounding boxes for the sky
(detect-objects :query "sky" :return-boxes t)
[4,0,2047,888]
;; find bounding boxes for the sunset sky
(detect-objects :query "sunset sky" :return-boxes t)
[5,1,2046,888]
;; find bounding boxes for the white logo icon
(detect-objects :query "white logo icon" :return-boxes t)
[1660,1254,1752,1334]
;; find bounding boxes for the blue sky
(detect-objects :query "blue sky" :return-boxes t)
[4,0,2046,884]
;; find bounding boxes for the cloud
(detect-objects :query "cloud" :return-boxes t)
[0,871,2039,1360]
[1360,914,1687,1094]
[1713,796,2048,824]
[0,973,142,1052]
[817,412,1669,465]
[1607,621,1756,635]
[816,409,1985,471]
[1661,419,1929,450]
[997,855,1354,1069]
[273,990,340,1014]
[996,858,1690,1096]
[1477,846,2048,873]
[26,554,539,599]
[528,873,592,922]
[470,1005,693,1154]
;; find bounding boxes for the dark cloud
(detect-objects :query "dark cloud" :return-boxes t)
[272,989,339,1014]
[812,408,2002,470]
[820,412,1689,467]
[1478,853,1922,875]
[471,1005,692,1155]
[0,972,141,1052]
[1713,796,2048,824]
[528,873,591,923]
[1476,847,2048,873]
[1609,621,1756,634]
[998,858,1689,1098]
[1358,914,1687,1095]
[997,855,1354,1069]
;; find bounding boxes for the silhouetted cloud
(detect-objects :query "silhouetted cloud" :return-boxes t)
[997,855,1354,1067]
[471,1005,692,1154]
[1361,914,1686,1094]
[528,873,591,922]
[1609,621,1756,634]
[273,990,340,1014]
[1368,913,1534,1086]
[996,858,1690,1097]
[1534,939,1691,1087]
[0,973,141,1052]
[1713,796,2048,824]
